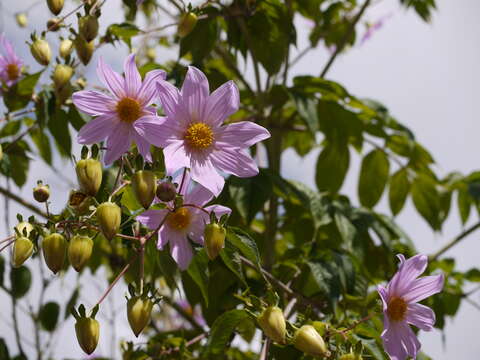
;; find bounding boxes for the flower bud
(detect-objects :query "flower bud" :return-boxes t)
[68,235,93,272]
[68,190,92,215]
[76,158,102,196]
[156,181,176,202]
[257,306,286,344]
[127,296,154,337]
[131,170,157,209]
[15,13,28,28]
[15,221,34,238]
[59,39,74,58]
[293,325,330,357]
[47,0,64,15]
[52,64,73,89]
[0,144,3,161]
[13,237,34,268]
[42,233,67,274]
[47,18,61,31]
[75,317,99,355]
[74,35,94,66]
[204,223,226,260]
[339,354,362,360]
[55,81,72,105]
[33,183,50,203]
[30,38,51,66]
[177,12,198,38]
[96,202,121,240]
[79,15,99,42]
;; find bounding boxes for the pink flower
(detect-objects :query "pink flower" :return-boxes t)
[0,34,23,87]
[141,66,270,196]
[72,54,166,165]
[360,13,393,45]
[136,171,231,270]
[377,254,444,360]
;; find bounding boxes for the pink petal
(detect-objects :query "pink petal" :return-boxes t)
[169,232,194,270]
[138,69,166,106]
[97,57,125,99]
[157,225,170,249]
[185,184,213,206]
[382,321,420,360]
[132,128,152,162]
[175,169,192,197]
[181,66,209,120]
[156,80,181,118]
[406,303,435,331]
[186,212,205,245]
[204,204,232,219]
[403,273,444,303]
[72,90,116,116]
[210,148,259,178]
[137,209,169,229]
[123,54,142,98]
[216,121,271,148]
[204,80,239,126]
[77,113,118,144]
[104,122,132,165]
[134,115,180,148]
[388,254,428,297]
[163,141,190,176]
[190,154,224,197]
[377,285,389,311]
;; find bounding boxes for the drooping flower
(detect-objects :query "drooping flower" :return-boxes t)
[136,171,231,270]
[377,254,444,360]
[72,54,166,165]
[138,66,270,196]
[0,34,23,87]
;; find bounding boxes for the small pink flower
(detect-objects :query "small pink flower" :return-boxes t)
[378,254,444,360]
[0,33,23,87]
[141,66,270,196]
[136,171,231,270]
[73,54,166,165]
[360,13,393,45]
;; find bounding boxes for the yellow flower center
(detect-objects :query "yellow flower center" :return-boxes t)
[6,63,19,81]
[167,207,191,231]
[387,296,407,322]
[184,122,214,150]
[116,97,141,123]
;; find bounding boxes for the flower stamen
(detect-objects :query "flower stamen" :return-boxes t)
[167,207,191,231]
[6,63,19,81]
[387,296,408,322]
[116,97,141,123]
[184,122,214,150]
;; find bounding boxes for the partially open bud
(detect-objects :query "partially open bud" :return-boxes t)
[68,235,93,272]
[79,15,99,42]
[177,12,198,38]
[257,306,286,344]
[96,202,121,240]
[75,317,99,355]
[47,0,64,15]
[132,170,157,209]
[204,223,226,260]
[47,18,62,31]
[30,38,51,66]
[33,182,50,203]
[42,233,67,274]
[293,325,330,357]
[52,64,73,89]
[16,13,28,28]
[156,181,176,202]
[127,296,154,337]
[15,221,34,238]
[13,237,34,268]
[76,158,102,196]
[59,39,74,58]
[74,36,94,65]
[68,190,92,215]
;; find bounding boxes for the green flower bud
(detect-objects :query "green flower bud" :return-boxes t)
[15,221,34,238]
[15,13,28,28]
[131,170,157,209]
[75,317,99,355]
[13,237,34,268]
[0,144,3,161]
[68,235,93,272]
[79,15,99,42]
[127,296,154,337]
[47,0,64,15]
[177,12,198,38]
[76,158,102,196]
[257,306,286,344]
[42,233,67,274]
[96,202,121,240]
[30,38,51,66]
[74,35,94,66]
[156,181,176,202]
[33,183,50,203]
[68,190,92,215]
[52,64,73,89]
[204,223,226,260]
[59,39,74,58]
[339,354,362,360]
[54,81,72,105]
[293,325,330,357]
[47,18,61,31]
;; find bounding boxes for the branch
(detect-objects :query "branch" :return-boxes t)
[162,296,204,332]
[159,333,206,356]
[0,185,48,219]
[429,221,480,261]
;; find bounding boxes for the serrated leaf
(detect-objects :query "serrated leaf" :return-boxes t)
[226,227,260,266]
[358,149,390,208]
[389,167,410,216]
[220,242,247,286]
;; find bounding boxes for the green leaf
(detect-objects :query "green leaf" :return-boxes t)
[206,309,250,355]
[48,108,71,157]
[465,268,480,282]
[3,71,43,111]
[180,15,219,63]
[411,175,442,230]
[457,188,471,225]
[107,23,140,47]
[226,227,260,266]
[0,338,10,359]
[358,149,390,208]
[64,288,80,319]
[67,106,87,131]
[186,250,210,306]
[10,266,32,298]
[389,167,410,216]
[334,211,356,251]
[30,128,52,165]
[0,120,21,138]
[400,0,436,22]
[220,242,247,287]
[315,143,350,193]
[9,154,29,187]
[39,302,60,331]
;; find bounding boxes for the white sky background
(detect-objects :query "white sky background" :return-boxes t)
[0,0,479,358]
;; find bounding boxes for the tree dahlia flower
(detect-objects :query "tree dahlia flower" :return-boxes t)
[0,34,23,87]
[141,66,270,196]
[136,171,231,270]
[73,54,166,165]
[377,254,444,360]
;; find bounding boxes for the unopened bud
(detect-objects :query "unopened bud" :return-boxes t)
[127,296,154,337]
[16,13,28,28]
[47,18,61,31]
[257,306,286,344]
[204,223,226,260]
[30,38,51,66]
[55,82,72,105]
[156,181,176,202]
[13,237,34,268]
[293,325,330,357]
[68,235,93,272]
[59,39,73,58]
[42,233,67,274]
[146,47,156,62]
[177,12,198,38]
[76,158,102,196]
[132,170,157,209]
[75,317,99,355]
[339,354,362,360]
[79,15,99,42]
[68,190,92,215]
[33,182,50,203]
[46,0,64,15]
[53,64,73,89]
[74,35,94,66]
[96,202,121,240]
